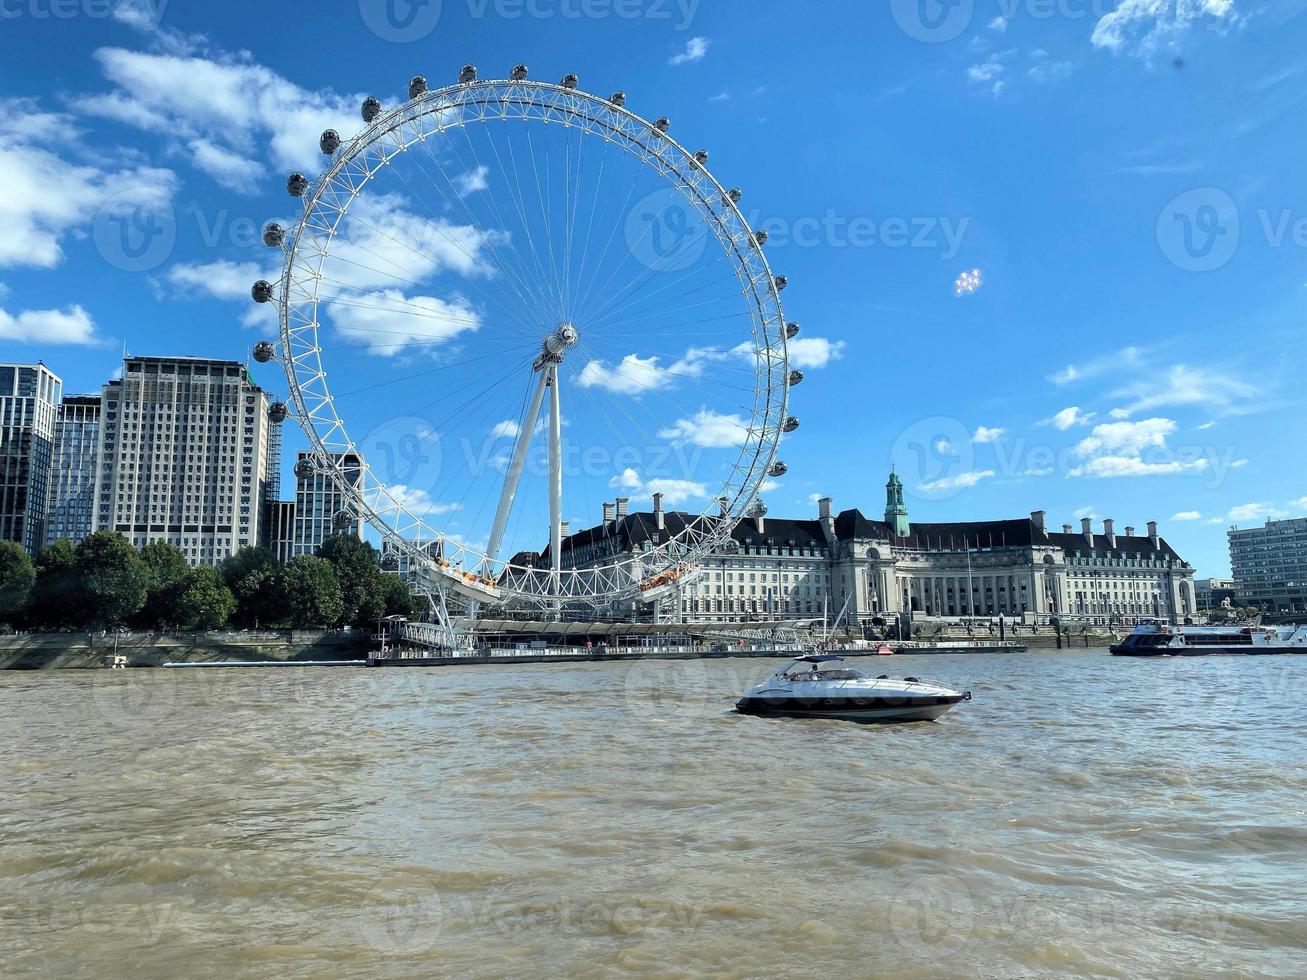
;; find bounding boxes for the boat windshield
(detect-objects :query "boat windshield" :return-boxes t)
[781,663,868,681]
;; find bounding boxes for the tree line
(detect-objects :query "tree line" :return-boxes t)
[0,533,423,632]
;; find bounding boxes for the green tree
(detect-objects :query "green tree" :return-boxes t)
[0,541,35,623]
[28,540,83,629]
[137,541,190,629]
[220,546,284,628]
[75,532,148,627]
[317,534,386,626]
[381,573,423,619]
[174,567,237,630]
[279,556,344,629]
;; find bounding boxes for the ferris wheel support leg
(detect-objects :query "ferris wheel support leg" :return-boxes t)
[548,365,564,614]
[484,369,551,569]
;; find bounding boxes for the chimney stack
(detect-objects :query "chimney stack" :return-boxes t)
[819,496,835,544]
[1148,521,1159,548]
[603,502,615,525]
[1063,524,1073,534]
[819,496,832,520]
[560,521,569,539]
[1125,526,1136,537]
[653,492,665,530]
[1104,519,1116,548]
[1081,517,1094,544]
[615,497,629,519]
[1031,510,1046,533]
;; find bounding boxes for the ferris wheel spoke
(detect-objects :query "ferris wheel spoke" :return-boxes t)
[524,126,567,323]
[584,251,742,332]
[570,150,644,321]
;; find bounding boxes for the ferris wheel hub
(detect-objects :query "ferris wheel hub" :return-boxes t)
[535,321,579,369]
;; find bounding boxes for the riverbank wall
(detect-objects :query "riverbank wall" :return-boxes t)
[0,632,370,669]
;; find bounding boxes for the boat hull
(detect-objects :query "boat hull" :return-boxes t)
[1110,645,1303,657]
[735,693,964,723]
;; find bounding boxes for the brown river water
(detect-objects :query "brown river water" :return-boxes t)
[2,651,1306,978]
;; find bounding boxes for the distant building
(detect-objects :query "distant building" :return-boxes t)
[1195,577,1238,614]
[266,499,296,564]
[291,451,364,556]
[536,470,1196,627]
[95,356,271,565]
[0,363,62,554]
[1229,518,1307,615]
[45,394,102,548]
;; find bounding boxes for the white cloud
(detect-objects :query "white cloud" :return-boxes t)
[1110,364,1258,417]
[578,353,670,396]
[1073,505,1098,520]
[609,468,707,507]
[454,166,489,196]
[658,409,749,449]
[988,15,1008,32]
[920,469,996,492]
[374,484,461,519]
[1029,61,1074,83]
[1048,346,1145,386]
[0,304,102,345]
[1046,406,1096,430]
[1072,455,1206,478]
[973,426,1005,444]
[1092,0,1240,60]
[1070,418,1209,478]
[187,138,263,193]
[86,46,363,182]
[489,420,520,440]
[1075,418,1177,457]
[1170,511,1203,521]
[669,37,711,66]
[167,259,272,301]
[329,288,481,357]
[786,337,847,369]
[1227,502,1285,523]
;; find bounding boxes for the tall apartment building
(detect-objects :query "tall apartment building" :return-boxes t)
[95,356,270,566]
[1229,518,1307,615]
[0,363,61,554]
[45,395,102,547]
[266,499,296,563]
[291,451,364,556]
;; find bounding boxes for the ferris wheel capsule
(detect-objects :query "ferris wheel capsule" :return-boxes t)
[510,64,529,81]
[560,73,579,90]
[788,370,805,387]
[773,275,789,292]
[251,280,274,304]
[294,458,315,479]
[769,461,789,478]
[263,223,285,247]
[724,188,742,206]
[459,65,478,84]
[608,91,626,107]
[653,117,670,134]
[361,97,382,123]
[409,75,428,99]
[287,172,309,196]
[320,130,341,155]
[783,416,800,433]
[693,150,709,166]
[269,402,288,424]
[785,322,800,339]
[252,341,276,364]
[752,230,768,248]
[333,509,357,531]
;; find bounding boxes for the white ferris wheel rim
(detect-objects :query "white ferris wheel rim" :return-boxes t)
[269,72,791,606]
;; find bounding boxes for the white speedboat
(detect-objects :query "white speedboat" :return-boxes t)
[735,655,971,724]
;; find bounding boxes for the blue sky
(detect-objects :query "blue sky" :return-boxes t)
[0,0,1303,575]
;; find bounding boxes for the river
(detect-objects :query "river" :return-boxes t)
[2,651,1305,978]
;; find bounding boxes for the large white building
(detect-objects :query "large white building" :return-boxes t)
[95,356,272,565]
[45,394,102,548]
[0,363,61,554]
[542,470,1196,627]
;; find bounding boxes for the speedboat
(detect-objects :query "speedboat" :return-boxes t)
[735,654,971,724]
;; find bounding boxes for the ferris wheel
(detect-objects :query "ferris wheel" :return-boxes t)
[250,64,801,611]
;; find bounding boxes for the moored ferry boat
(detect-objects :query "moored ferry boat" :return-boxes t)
[1110,622,1307,657]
